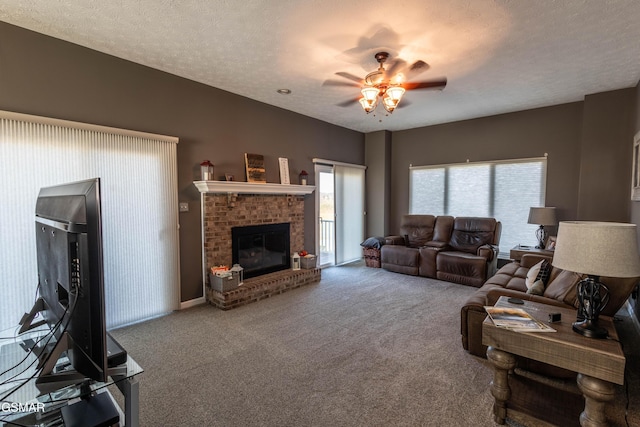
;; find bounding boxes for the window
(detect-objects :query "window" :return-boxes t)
[410,157,547,256]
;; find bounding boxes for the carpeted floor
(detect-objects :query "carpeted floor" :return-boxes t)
[109,263,640,426]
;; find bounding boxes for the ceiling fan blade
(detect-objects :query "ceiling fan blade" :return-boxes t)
[397,99,411,109]
[336,97,360,107]
[392,60,431,81]
[385,58,406,79]
[335,71,364,84]
[406,60,429,76]
[404,78,447,91]
[323,79,361,88]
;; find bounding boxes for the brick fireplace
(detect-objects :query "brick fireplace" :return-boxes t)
[195,181,321,309]
[202,193,305,269]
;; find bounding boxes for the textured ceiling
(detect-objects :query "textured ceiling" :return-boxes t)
[1,0,640,133]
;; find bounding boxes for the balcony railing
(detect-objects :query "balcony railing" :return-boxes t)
[319,218,334,264]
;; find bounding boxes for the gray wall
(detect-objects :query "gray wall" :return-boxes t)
[578,88,636,221]
[364,130,391,237]
[0,22,364,302]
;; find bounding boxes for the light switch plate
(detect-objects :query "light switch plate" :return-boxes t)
[179,202,189,212]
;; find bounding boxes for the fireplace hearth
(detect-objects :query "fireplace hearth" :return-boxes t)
[232,223,290,279]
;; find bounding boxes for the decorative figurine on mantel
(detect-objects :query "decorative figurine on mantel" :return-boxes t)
[200,160,214,181]
[299,170,308,185]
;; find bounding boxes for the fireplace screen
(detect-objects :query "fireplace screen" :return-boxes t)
[231,223,291,279]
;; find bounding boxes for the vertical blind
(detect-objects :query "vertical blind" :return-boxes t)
[334,164,366,265]
[0,112,180,331]
[410,157,547,255]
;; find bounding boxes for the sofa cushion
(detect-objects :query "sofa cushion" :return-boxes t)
[526,260,544,288]
[360,236,385,249]
[536,259,552,285]
[433,215,454,243]
[483,261,529,291]
[543,269,581,308]
[449,217,497,253]
[527,280,545,296]
[399,215,436,248]
[436,251,487,287]
[380,245,421,275]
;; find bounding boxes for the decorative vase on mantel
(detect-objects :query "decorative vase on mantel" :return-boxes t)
[299,170,308,185]
[200,160,214,181]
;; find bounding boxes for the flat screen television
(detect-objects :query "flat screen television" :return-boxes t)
[20,178,111,385]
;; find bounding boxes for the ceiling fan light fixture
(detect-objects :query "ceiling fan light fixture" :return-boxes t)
[359,97,377,113]
[382,96,397,113]
[328,51,446,116]
[382,86,405,113]
[361,86,380,101]
[386,85,405,103]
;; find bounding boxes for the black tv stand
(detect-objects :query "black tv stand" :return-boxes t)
[0,325,142,426]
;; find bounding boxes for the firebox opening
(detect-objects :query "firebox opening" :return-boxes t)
[232,223,291,279]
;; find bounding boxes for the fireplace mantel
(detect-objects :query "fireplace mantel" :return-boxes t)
[194,180,315,195]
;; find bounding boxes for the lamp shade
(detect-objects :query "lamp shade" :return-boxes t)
[527,207,557,226]
[552,221,640,278]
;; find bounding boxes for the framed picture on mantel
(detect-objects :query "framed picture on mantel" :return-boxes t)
[245,153,266,183]
[278,157,290,185]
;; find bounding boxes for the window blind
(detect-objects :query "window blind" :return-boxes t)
[410,157,547,255]
[0,112,180,330]
[334,165,366,265]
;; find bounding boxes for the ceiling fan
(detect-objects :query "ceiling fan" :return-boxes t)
[324,51,447,114]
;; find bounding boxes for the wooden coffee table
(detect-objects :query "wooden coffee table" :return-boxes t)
[482,296,625,427]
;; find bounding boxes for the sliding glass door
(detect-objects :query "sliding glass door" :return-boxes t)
[316,165,336,266]
[315,161,365,266]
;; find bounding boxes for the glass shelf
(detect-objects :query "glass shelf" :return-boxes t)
[0,324,142,425]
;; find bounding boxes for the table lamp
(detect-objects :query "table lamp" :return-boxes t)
[528,207,557,248]
[552,221,640,339]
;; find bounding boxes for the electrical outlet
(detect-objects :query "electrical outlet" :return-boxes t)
[179,202,189,212]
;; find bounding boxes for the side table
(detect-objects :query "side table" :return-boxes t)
[509,245,554,261]
[482,296,624,427]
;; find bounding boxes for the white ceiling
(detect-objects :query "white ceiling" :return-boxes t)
[1,0,640,133]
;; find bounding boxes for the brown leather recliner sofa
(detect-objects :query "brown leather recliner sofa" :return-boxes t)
[460,254,639,426]
[381,215,502,287]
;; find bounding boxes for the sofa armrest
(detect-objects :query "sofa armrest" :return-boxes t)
[384,235,405,246]
[485,288,573,309]
[477,244,498,261]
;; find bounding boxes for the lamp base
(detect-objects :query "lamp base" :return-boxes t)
[572,320,608,339]
[534,225,547,249]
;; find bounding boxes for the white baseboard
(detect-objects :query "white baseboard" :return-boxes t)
[180,296,206,310]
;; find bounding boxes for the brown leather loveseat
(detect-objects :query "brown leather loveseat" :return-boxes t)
[381,215,501,287]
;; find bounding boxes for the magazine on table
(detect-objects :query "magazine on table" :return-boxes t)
[484,306,556,332]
